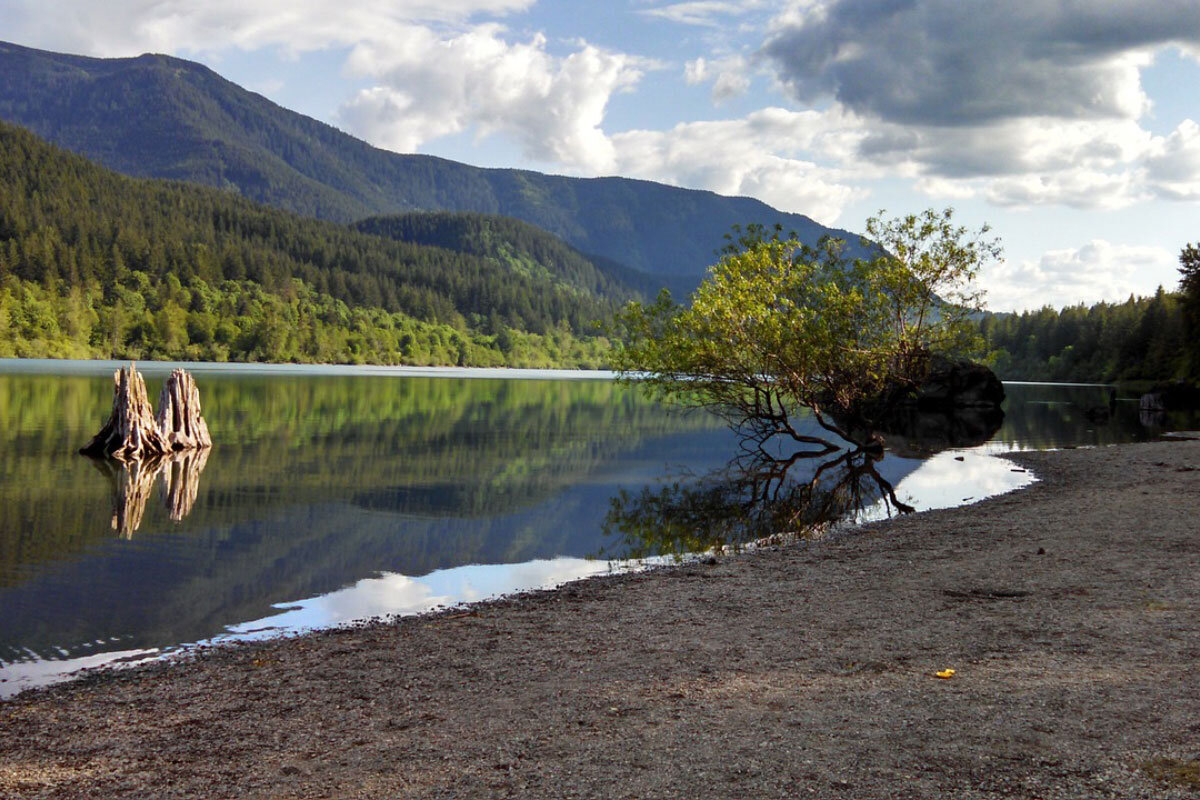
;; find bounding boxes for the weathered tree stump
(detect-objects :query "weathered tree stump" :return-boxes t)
[81,364,213,534]
[80,364,212,459]
[157,369,212,452]
[79,363,170,460]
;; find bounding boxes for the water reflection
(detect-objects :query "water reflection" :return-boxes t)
[600,396,1010,560]
[0,364,1195,697]
[88,449,211,537]
[602,447,905,559]
[867,405,1006,458]
[0,363,735,695]
[227,557,623,638]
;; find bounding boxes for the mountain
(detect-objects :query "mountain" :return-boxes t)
[0,40,863,286]
[0,120,617,366]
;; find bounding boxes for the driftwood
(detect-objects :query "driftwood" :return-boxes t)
[80,363,211,459]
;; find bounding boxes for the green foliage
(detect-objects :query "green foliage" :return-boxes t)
[614,209,996,446]
[0,119,623,367]
[0,40,863,282]
[0,273,612,368]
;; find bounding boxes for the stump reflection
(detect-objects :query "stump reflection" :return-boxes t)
[602,446,912,561]
[89,448,211,538]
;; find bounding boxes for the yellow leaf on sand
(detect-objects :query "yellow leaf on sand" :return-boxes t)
[935,669,956,679]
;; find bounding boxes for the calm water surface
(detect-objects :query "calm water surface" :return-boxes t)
[0,360,1194,695]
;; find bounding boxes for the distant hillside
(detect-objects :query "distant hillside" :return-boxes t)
[0,40,863,285]
[0,121,616,367]
[353,212,668,301]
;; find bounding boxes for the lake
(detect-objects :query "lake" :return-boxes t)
[0,360,1195,696]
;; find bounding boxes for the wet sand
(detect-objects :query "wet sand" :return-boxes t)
[2,439,1198,799]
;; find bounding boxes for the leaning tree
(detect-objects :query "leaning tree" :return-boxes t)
[613,208,1001,453]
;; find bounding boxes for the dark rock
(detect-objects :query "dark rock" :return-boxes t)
[903,355,1005,411]
[835,357,1006,456]
[832,356,1006,455]
[1141,381,1200,412]
[1140,392,1167,412]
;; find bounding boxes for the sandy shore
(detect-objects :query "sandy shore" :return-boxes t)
[1,439,1198,799]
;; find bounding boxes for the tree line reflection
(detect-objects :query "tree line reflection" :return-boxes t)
[602,444,915,560]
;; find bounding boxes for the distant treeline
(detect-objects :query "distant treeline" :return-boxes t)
[0,273,613,367]
[981,279,1198,384]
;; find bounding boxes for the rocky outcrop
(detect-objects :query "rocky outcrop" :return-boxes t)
[1140,381,1200,413]
[902,355,1005,411]
[847,356,1006,456]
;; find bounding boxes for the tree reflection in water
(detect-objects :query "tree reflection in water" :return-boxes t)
[602,443,914,561]
[88,448,211,538]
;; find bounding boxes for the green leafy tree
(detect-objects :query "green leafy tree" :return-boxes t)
[614,208,999,450]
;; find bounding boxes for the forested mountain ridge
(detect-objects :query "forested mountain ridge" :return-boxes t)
[0,120,616,366]
[0,39,861,284]
[353,212,668,302]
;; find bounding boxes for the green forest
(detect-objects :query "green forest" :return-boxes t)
[980,280,1198,383]
[0,120,624,367]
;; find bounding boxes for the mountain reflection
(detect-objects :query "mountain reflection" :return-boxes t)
[88,448,212,537]
[603,446,914,561]
[0,368,733,677]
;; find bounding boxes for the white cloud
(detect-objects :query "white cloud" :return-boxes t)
[754,0,1200,212]
[982,240,1179,312]
[1144,119,1200,200]
[611,108,866,222]
[1,0,535,57]
[640,1,765,28]
[339,27,644,170]
[684,55,750,102]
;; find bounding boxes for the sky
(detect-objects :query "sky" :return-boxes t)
[5,0,1200,312]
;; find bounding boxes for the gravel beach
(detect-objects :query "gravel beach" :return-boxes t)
[2,439,1198,799]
